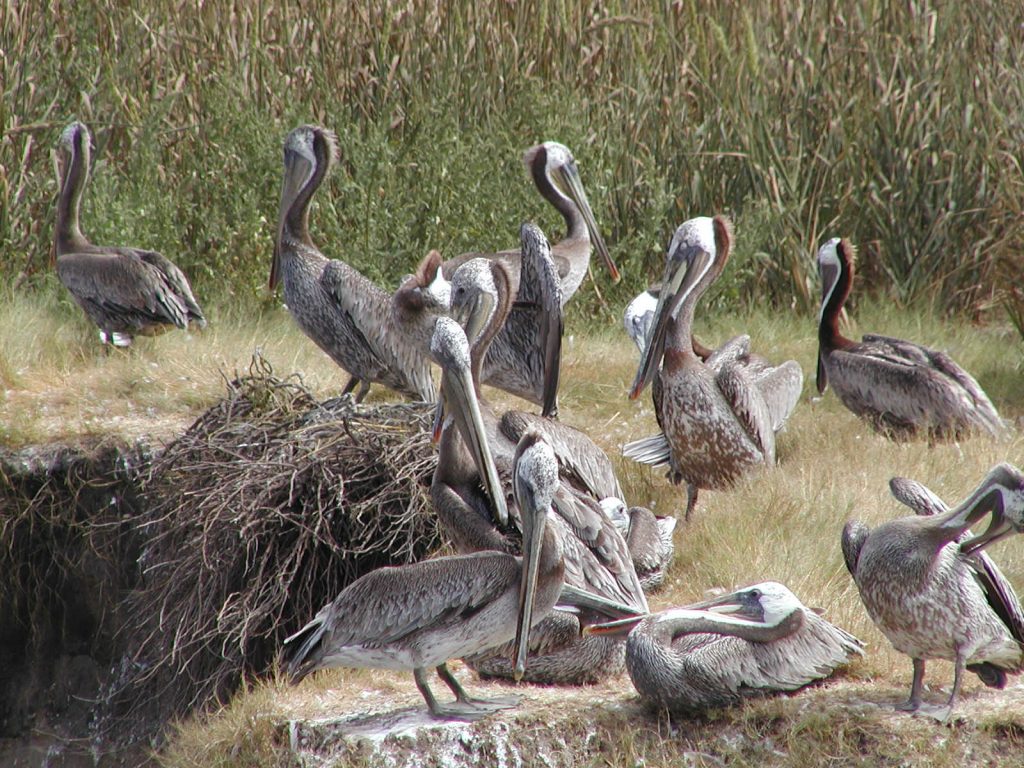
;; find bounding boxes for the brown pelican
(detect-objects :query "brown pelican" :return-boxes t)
[600,497,677,591]
[271,124,435,402]
[842,463,1024,721]
[816,237,1005,440]
[431,256,648,683]
[626,216,802,518]
[587,582,864,713]
[284,400,565,721]
[53,122,205,346]
[443,141,618,307]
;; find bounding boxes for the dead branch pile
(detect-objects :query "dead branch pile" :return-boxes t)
[109,356,441,725]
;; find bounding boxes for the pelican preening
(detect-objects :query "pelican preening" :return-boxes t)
[816,237,1006,441]
[54,122,205,346]
[600,497,677,591]
[443,141,619,308]
[284,423,565,721]
[430,256,648,683]
[625,216,803,518]
[587,582,863,713]
[842,463,1024,721]
[272,124,435,402]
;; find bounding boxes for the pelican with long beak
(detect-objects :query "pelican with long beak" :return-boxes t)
[842,463,1024,721]
[283,326,565,721]
[625,216,787,518]
[53,122,205,346]
[816,237,1006,440]
[587,582,863,712]
[272,124,434,402]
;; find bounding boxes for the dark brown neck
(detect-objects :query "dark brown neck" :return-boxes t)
[284,135,331,247]
[818,245,855,352]
[55,138,90,253]
[529,149,581,240]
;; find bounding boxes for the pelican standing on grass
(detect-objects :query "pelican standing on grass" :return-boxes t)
[53,122,205,346]
[587,582,863,713]
[815,237,1005,441]
[271,124,434,402]
[284,409,565,721]
[625,216,801,518]
[842,463,1024,721]
[430,255,649,683]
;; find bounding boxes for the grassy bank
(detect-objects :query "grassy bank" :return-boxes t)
[3,2,1023,318]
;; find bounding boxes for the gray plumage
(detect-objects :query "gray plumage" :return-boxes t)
[601,497,677,591]
[842,463,1024,720]
[271,125,434,402]
[590,582,863,713]
[284,412,566,721]
[816,237,1006,441]
[431,259,647,684]
[625,216,801,518]
[54,122,205,346]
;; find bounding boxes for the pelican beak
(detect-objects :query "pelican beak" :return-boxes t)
[553,160,619,283]
[628,243,713,399]
[961,510,1016,556]
[684,590,761,622]
[513,510,547,681]
[430,397,446,444]
[271,148,313,290]
[440,344,508,528]
[583,614,645,638]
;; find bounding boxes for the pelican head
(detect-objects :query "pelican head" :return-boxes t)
[684,582,804,629]
[958,463,1024,555]
[815,237,846,322]
[429,315,509,528]
[271,125,338,290]
[628,216,724,400]
[523,141,619,283]
[449,257,500,348]
[59,121,90,156]
[398,249,452,312]
[512,430,561,681]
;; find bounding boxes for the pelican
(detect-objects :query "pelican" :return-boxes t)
[842,463,1024,721]
[443,141,618,308]
[625,216,801,518]
[53,122,205,346]
[271,124,434,402]
[431,256,648,683]
[600,497,677,591]
[284,377,565,721]
[587,582,863,713]
[816,237,1005,441]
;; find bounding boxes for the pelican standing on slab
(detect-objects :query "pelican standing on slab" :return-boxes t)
[842,463,1024,721]
[816,237,1005,441]
[625,216,799,518]
[587,582,863,713]
[54,122,205,346]
[284,403,565,721]
[430,257,648,683]
[271,124,434,402]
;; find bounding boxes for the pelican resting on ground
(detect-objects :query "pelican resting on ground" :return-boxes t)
[54,121,205,346]
[430,258,648,683]
[271,124,435,402]
[625,216,802,518]
[587,582,863,713]
[842,463,1024,721]
[816,237,1005,441]
[600,497,677,591]
[284,410,565,721]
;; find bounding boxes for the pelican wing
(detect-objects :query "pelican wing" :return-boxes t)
[57,249,192,329]
[841,520,870,576]
[714,363,775,464]
[704,334,752,370]
[136,248,205,325]
[550,486,648,612]
[500,410,622,500]
[750,360,804,432]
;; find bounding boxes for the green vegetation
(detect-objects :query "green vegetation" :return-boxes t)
[3,2,1023,322]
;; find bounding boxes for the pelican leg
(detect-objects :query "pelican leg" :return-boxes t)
[436,663,520,711]
[896,658,925,712]
[919,652,967,723]
[341,376,360,397]
[413,666,511,722]
[684,484,699,521]
[353,380,373,403]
